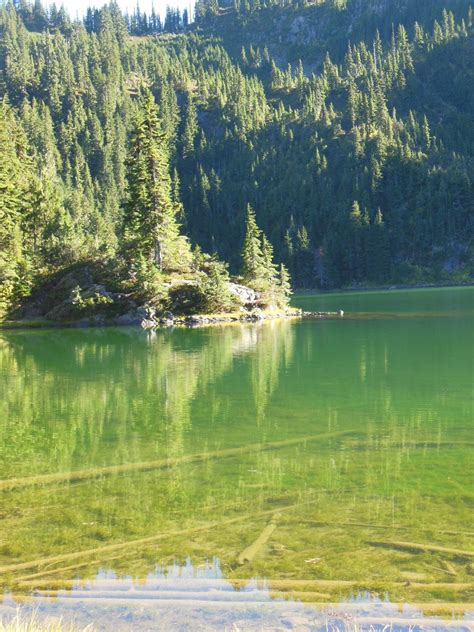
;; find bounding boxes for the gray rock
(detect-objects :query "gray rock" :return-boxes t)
[90,315,106,325]
[81,284,112,300]
[45,299,75,320]
[141,319,158,329]
[115,304,157,327]
[288,15,316,44]
[72,319,88,327]
[228,283,258,306]
[54,272,80,291]
[136,305,155,319]
[249,308,264,321]
[186,315,202,323]
[115,311,142,326]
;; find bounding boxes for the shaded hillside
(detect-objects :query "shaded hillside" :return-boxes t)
[195,0,473,66]
[185,0,474,284]
[0,0,473,312]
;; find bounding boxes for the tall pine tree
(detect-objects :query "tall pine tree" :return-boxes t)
[123,88,192,276]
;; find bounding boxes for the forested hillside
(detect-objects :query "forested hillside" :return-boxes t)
[0,0,473,317]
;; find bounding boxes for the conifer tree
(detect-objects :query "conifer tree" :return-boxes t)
[123,88,191,275]
[181,91,197,159]
[1,0,473,301]
[294,226,313,286]
[421,115,432,150]
[0,101,31,313]
[260,233,280,304]
[241,204,264,284]
[277,263,292,307]
[241,205,291,306]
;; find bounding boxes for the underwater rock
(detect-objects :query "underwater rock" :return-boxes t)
[303,311,344,318]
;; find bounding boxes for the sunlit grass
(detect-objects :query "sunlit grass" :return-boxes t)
[0,610,93,632]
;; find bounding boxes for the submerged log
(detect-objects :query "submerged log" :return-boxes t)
[348,440,474,450]
[297,519,474,537]
[425,563,457,578]
[237,515,279,565]
[367,540,474,559]
[0,430,356,492]
[0,430,356,491]
[11,577,474,593]
[15,588,333,603]
[441,560,459,576]
[16,556,124,582]
[0,500,324,576]
[302,311,345,318]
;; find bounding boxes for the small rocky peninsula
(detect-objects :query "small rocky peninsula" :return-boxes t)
[5,264,344,330]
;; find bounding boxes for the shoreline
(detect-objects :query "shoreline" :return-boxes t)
[1,284,471,332]
[0,308,305,332]
[294,281,474,296]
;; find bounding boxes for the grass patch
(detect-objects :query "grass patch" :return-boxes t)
[0,610,92,632]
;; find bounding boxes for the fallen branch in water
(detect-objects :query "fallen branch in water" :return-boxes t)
[441,560,459,576]
[296,520,474,537]
[425,563,457,578]
[0,500,323,576]
[0,430,355,492]
[10,491,342,582]
[367,540,474,559]
[15,555,125,582]
[237,514,279,564]
[348,440,474,449]
[14,588,333,603]
[10,577,474,593]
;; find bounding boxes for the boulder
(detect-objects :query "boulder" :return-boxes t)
[115,311,142,326]
[185,315,210,326]
[136,305,156,320]
[228,283,258,306]
[141,319,158,329]
[115,305,157,327]
[246,308,265,321]
[79,315,106,327]
[45,297,75,320]
[186,315,203,323]
[53,272,80,292]
[81,284,113,300]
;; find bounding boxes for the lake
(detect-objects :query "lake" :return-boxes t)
[0,287,473,630]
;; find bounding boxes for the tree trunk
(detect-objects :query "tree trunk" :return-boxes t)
[151,236,162,270]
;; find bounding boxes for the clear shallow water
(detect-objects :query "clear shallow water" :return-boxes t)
[0,287,473,630]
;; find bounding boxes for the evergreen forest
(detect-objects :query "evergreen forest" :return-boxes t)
[1,0,473,319]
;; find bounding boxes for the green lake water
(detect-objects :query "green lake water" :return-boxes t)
[0,287,473,630]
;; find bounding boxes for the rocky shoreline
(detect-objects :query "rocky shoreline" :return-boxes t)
[82,307,345,329]
[1,268,346,330]
[0,308,348,331]
[144,309,302,329]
